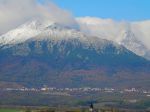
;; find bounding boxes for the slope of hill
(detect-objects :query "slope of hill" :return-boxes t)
[0,19,150,88]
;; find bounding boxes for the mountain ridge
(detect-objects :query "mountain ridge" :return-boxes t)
[1,18,150,61]
[76,17,150,60]
[0,19,150,88]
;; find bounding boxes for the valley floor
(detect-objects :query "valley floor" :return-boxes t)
[0,106,149,112]
[0,87,150,111]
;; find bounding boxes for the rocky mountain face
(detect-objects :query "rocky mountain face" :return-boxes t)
[0,19,150,88]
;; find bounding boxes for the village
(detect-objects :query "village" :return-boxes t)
[0,86,150,112]
[1,86,150,97]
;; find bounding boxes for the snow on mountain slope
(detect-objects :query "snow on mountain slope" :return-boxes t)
[0,19,88,45]
[0,19,55,45]
[76,17,150,60]
[132,20,150,49]
[0,17,150,60]
[0,18,123,53]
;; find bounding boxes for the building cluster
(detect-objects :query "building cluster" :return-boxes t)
[1,86,150,96]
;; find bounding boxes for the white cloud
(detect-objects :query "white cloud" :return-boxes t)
[132,20,150,49]
[76,17,150,50]
[0,0,78,34]
[76,17,127,42]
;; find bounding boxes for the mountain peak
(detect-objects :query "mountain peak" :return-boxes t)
[0,19,82,46]
[20,19,54,30]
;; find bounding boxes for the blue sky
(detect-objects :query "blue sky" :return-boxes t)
[39,0,150,21]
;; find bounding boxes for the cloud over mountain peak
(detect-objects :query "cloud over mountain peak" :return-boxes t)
[0,0,78,34]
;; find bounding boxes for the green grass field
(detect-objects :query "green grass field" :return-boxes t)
[0,109,21,112]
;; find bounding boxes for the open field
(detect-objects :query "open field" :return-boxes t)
[0,87,150,111]
[0,107,149,112]
[0,90,150,109]
[0,109,21,112]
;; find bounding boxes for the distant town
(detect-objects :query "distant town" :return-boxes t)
[1,86,150,97]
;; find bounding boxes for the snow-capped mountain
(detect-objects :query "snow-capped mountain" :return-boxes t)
[119,26,150,60]
[0,18,150,88]
[0,19,89,45]
[0,19,58,45]
[76,17,150,60]
[0,19,125,54]
[1,18,150,60]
